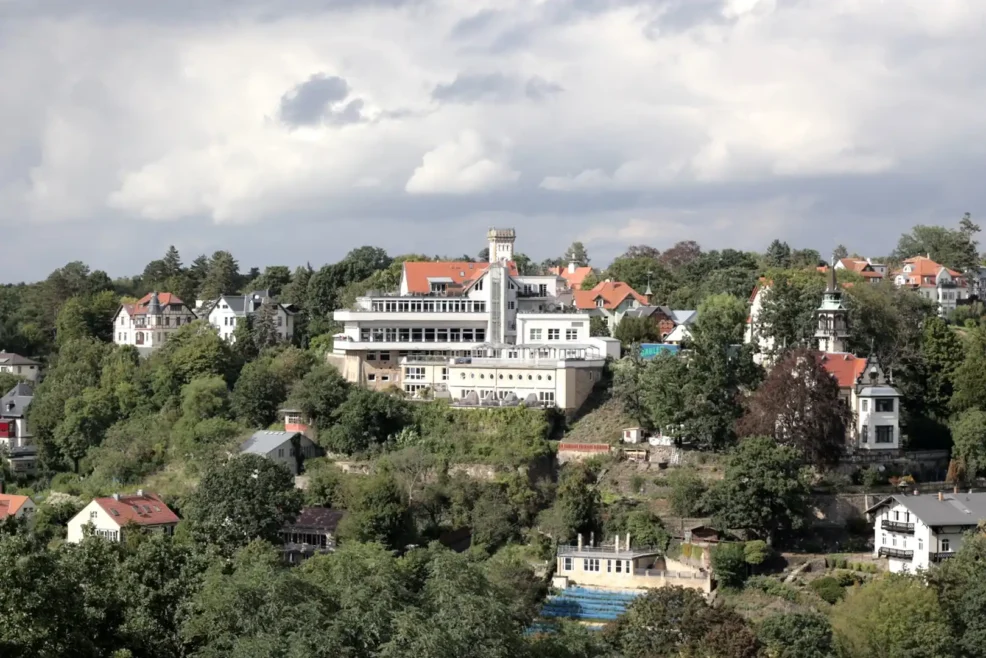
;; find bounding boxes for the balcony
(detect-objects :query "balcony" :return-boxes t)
[930,552,955,563]
[878,546,914,560]
[881,520,915,534]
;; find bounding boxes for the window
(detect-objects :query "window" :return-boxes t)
[596,298,604,308]
[894,510,899,521]
[406,367,426,381]
[441,367,448,381]
[861,399,868,412]
[548,328,560,340]
[368,374,376,382]
[508,301,515,310]
[277,316,283,327]
[582,558,600,572]
[381,375,391,382]
[905,512,910,523]
[918,538,924,550]
[563,557,572,571]
[876,398,895,412]
[278,448,284,457]
[539,391,555,404]
[876,426,894,444]
[530,328,542,341]
[882,533,887,545]
[606,560,612,573]
[90,511,98,519]
[566,329,578,340]
[861,425,869,443]
[379,352,390,361]
[366,352,377,361]
[615,560,623,573]
[942,539,951,552]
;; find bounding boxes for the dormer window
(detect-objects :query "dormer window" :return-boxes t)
[596,297,605,308]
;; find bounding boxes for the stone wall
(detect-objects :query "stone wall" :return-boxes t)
[810,493,878,526]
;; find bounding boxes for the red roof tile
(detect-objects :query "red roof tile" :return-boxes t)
[120,292,188,317]
[817,352,868,388]
[94,493,179,527]
[548,265,595,290]
[0,494,31,518]
[402,261,518,294]
[573,281,647,310]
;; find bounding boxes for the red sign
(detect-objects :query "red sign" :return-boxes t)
[0,421,10,439]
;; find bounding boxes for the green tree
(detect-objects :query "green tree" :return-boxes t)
[929,533,986,657]
[252,300,280,350]
[602,586,759,658]
[183,454,303,553]
[54,296,92,345]
[538,463,601,542]
[951,409,986,478]
[667,470,707,517]
[604,505,669,551]
[831,574,953,658]
[565,241,590,267]
[231,358,287,427]
[763,240,792,268]
[705,437,810,545]
[893,216,980,272]
[54,386,116,472]
[336,473,414,549]
[281,265,313,307]
[922,316,963,419]
[952,327,986,414]
[248,265,292,297]
[198,250,239,299]
[710,542,747,588]
[323,389,411,454]
[833,244,849,260]
[181,375,231,422]
[588,315,609,337]
[613,316,661,347]
[758,612,835,658]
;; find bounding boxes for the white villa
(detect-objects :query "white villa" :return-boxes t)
[330,228,620,412]
[867,491,986,573]
[67,491,179,544]
[201,290,297,343]
[815,266,902,452]
[113,292,198,353]
[893,255,970,318]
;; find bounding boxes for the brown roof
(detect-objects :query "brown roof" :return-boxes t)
[548,265,594,290]
[817,352,869,389]
[285,507,345,533]
[94,493,179,527]
[0,494,31,518]
[402,261,519,294]
[573,281,647,310]
[120,292,187,317]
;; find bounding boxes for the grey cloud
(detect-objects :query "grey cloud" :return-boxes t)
[280,74,350,126]
[432,72,562,104]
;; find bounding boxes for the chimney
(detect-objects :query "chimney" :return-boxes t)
[938,491,944,502]
[590,531,595,547]
[137,489,144,497]
[625,532,631,550]
[568,260,576,274]
[615,535,620,553]
[577,533,583,551]
[112,493,121,501]
[0,479,4,495]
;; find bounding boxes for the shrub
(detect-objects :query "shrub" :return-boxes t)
[681,543,693,559]
[810,576,846,604]
[745,575,801,603]
[744,540,770,566]
[666,470,707,517]
[711,542,748,589]
[861,466,885,488]
[630,474,645,493]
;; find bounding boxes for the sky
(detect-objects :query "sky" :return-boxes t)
[1,0,984,281]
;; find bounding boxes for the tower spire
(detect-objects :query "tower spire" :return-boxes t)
[815,255,848,354]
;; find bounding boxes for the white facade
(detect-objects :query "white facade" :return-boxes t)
[893,259,971,318]
[206,292,296,343]
[113,293,198,351]
[871,494,980,573]
[66,494,178,544]
[331,229,612,410]
[67,500,123,543]
[744,285,776,366]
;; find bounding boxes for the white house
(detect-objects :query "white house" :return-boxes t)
[893,256,971,317]
[0,352,41,381]
[744,280,776,366]
[113,292,198,353]
[204,290,297,343]
[330,228,619,412]
[0,381,37,473]
[867,491,986,573]
[0,493,36,520]
[239,430,322,476]
[66,491,179,544]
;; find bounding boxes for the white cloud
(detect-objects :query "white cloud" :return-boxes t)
[405,130,519,194]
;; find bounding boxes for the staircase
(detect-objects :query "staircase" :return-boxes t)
[539,587,640,623]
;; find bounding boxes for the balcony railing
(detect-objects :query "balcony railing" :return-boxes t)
[878,546,914,560]
[930,552,955,563]
[881,520,915,534]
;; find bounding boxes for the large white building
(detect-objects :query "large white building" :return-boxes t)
[868,491,986,573]
[893,256,971,317]
[113,292,198,353]
[202,290,297,343]
[330,228,619,411]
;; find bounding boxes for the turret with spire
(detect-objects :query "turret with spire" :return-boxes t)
[815,257,849,353]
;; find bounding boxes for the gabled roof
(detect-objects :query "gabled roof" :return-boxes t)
[548,265,594,290]
[573,281,647,310]
[402,261,519,294]
[624,306,697,325]
[0,381,34,418]
[867,492,986,527]
[284,507,345,533]
[118,292,191,318]
[240,430,302,456]
[0,352,40,367]
[94,493,179,527]
[817,352,869,388]
[0,494,32,518]
[894,256,963,285]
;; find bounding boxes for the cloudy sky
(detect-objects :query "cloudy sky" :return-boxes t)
[1,0,984,281]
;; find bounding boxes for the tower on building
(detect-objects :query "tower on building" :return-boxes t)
[815,262,849,353]
[487,228,516,263]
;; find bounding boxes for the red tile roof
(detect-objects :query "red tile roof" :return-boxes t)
[0,494,31,518]
[120,292,187,317]
[573,281,647,310]
[402,261,518,294]
[94,493,179,527]
[817,352,868,388]
[893,256,963,286]
[548,265,595,290]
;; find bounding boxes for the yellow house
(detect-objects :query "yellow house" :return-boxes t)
[553,533,712,594]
